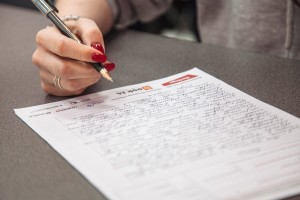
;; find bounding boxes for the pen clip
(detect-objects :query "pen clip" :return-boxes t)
[45,0,58,13]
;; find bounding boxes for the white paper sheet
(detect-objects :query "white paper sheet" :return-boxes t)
[15,68,300,200]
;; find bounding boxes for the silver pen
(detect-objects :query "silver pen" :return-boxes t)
[31,0,113,82]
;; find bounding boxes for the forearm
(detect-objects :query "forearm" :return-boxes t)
[55,0,114,34]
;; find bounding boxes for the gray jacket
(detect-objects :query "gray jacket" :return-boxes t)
[107,0,300,60]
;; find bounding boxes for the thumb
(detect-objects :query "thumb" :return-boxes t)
[68,18,105,52]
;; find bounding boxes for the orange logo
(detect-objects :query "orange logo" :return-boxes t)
[142,86,153,90]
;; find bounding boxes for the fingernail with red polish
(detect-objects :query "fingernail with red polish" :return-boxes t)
[104,62,115,72]
[91,43,105,54]
[92,53,107,62]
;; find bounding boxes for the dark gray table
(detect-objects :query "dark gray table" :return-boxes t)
[0,4,299,200]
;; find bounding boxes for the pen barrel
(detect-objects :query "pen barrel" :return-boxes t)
[91,63,103,72]
[47,12,81,43]
[31,0,52,15]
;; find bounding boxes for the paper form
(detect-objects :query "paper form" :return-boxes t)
[15,68,300,200]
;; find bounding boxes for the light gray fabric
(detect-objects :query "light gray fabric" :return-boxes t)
[110,0,173,29]
[108,0,300,60]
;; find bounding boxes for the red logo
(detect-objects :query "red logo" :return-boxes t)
[162,74,197,86]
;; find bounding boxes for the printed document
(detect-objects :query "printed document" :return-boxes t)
[15,68,300,200]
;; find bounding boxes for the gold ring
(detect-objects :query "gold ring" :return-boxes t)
[54,75,63,89]
[57,77,63,89]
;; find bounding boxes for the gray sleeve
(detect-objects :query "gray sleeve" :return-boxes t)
[107,0,173,29]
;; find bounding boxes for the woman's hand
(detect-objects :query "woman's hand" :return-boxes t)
[32,18,115,96]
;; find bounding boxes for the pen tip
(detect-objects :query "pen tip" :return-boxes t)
[100,70,114,83]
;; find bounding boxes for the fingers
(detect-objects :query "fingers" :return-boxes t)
[41,81,86,97]
[32,46,101,79]
[32,46,101,96]
[36,26,107,63]
[39,69,101,92]
[33,18,116,96]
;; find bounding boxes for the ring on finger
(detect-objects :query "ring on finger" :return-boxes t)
[54,75,64,89]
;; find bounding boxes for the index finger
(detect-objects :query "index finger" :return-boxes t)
[36,27,106,63]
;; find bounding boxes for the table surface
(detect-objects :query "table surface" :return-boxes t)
[0,4,299,200]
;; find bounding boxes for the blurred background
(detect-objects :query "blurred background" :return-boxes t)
[0,0,35,9]
[0,0,199,42]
